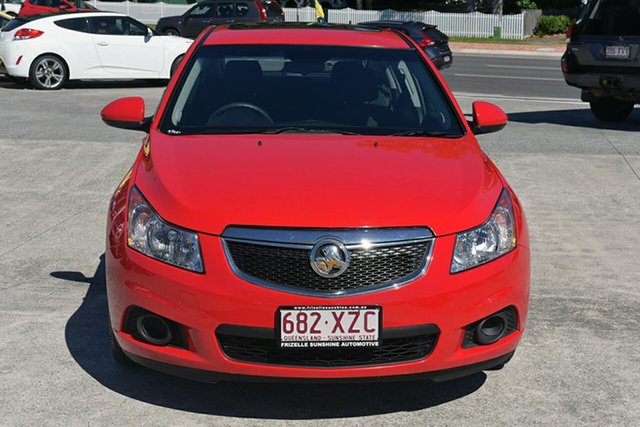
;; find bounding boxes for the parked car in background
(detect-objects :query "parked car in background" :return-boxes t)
[360,20,452,70]
[281,0,347,9]
[18,0,95,18]
[101,23,529,384]
[156,0,284,38]
[1,0,23,17]
[0,11,14,27]
[0,12,192,89]
[562,0,639,121]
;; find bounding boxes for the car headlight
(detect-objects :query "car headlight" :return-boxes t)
[127,187,203,273]
[451,189,517,273]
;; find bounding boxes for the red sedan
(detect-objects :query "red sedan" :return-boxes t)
[102,23,530,383]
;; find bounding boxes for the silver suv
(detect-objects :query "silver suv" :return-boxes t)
[562,0,639,121]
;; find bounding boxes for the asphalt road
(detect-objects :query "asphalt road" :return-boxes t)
[0,54,639,425]
[441,54,580,100]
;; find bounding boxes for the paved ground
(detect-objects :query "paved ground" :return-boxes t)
[0,58,639,425]
[449,41,565,58]
[441,55,578,99]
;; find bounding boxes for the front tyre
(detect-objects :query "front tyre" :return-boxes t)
[589,99,635,122]
[163,28,180,36]
[29,55,68,90]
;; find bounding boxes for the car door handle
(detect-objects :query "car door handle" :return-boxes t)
[97,41,109,47]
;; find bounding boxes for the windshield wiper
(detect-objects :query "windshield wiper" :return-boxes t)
[391,130,460,138]
[261,127,359,135]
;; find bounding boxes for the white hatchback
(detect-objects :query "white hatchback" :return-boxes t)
[0,12,193,89]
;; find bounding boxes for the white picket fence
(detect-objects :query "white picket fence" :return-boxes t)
[91,2,526,39]
[325,8,525,39]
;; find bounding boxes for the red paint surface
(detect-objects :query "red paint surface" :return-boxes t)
[105,26,529,380]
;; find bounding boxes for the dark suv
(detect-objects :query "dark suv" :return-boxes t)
[562,0,639,121]
[360,21,452,70]
[156,0,284,39]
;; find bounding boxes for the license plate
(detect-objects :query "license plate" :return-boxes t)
[278,306,381,349]
[443,56,451,63]
[605,46,630,59]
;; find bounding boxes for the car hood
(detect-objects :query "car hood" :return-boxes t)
[133,132,503,236]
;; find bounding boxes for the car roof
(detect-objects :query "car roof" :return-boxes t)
[361,21,425,28]
[20,11,126,23]
[204,23,410,48]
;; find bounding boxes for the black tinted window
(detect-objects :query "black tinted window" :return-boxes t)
[32,0,68,6]
[88,17,147,36]
[236,2,250,17]
[188,4,214,17]
[580,0,640,36]
[161,45,462,136]
[214,2,235,18]
[2,18,28,32]
[55,18,89,33]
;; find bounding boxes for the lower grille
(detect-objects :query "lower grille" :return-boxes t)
[216,325,439,367]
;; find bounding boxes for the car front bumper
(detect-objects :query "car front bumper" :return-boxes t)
[106,226,530,381]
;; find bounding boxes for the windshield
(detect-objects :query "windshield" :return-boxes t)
[160,44,463,136]
[579,0,640,36]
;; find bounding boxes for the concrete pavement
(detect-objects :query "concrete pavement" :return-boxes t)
[450,41,565,58]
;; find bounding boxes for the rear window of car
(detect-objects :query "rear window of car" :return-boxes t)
[2,17,29,32]
[578,0,640,36]
[160,44,463,137]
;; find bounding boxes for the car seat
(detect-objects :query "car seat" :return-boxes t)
[330,62,378,127]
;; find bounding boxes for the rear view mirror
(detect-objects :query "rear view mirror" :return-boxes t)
[101,97,151,132]
[469,101,507,135]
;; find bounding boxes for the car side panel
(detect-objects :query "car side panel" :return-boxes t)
[47,22,104,79]
[91,34,165,76]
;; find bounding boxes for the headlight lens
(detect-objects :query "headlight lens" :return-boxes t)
[127,187,203,273]
[451,189,517,273]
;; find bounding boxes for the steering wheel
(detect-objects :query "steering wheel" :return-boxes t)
[207,102,273,126]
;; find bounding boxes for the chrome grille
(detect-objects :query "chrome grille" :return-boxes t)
[222,227,433,296]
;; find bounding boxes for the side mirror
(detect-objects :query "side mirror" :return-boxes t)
[147,27,154,37]
[101,97,151,132]
[469,101,507,135]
